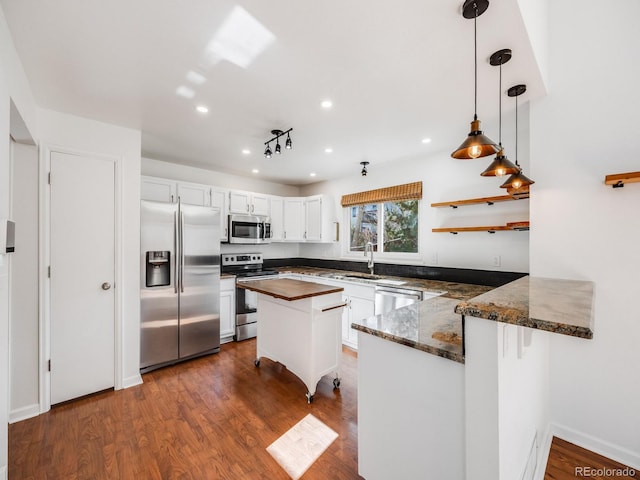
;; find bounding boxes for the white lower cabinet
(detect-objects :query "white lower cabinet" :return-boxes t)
[220,277,236,343]
[286,274,374,350]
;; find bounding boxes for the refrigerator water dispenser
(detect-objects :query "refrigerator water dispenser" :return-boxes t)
[146,250,170,287]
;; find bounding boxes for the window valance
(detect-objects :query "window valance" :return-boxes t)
[340,181,422,207]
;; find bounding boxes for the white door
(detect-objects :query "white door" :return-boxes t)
[50,151,115,404]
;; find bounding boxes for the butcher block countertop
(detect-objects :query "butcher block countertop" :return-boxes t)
[237,278,344,301]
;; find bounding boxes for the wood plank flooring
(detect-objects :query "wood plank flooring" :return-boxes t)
[9,339,362,480]
[545,437,639,479]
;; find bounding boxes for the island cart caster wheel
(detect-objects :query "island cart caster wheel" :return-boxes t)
[254,359,260,367]
[333,378,341,389]
[306,392,314,404]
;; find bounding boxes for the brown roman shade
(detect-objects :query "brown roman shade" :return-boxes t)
[340,181,422,207]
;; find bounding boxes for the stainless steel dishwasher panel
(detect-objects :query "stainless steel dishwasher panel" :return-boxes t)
[374,286,424,315]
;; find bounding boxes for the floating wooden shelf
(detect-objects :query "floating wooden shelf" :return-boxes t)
[604,171,640,188]
[431,194,529,208]
[433,221,530,234]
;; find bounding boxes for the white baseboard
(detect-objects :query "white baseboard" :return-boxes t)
[122,373,143,389]
[533,425,554,480]
[551,423,640,471]
[9,403,40,424]
[0,464,6,480]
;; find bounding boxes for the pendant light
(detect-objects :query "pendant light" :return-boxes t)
[481,49,519,177]
[500,84,535,193]
[451,0,499,160]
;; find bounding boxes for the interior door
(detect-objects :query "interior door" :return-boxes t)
[50,151,115,404]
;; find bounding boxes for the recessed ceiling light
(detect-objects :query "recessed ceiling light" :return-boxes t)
[310,172,317,177]
[422,138,432,144]
[252,168,259,174]
[321,100,333,109]
[196,105,209,113]
[176,85,195,99]
[324,147,333,154]
[242,149,251,155]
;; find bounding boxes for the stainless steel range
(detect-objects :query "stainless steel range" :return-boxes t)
[221,253,279,341]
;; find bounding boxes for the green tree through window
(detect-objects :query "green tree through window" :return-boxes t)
[349,200,418,253]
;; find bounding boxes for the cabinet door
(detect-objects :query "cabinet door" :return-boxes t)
[141,176,176,203]
[220,288,235,341]
[211,188,229,241]
[228,191,251,213]
[305,196,323,241]
[177,183,211,206]
[269,196,284,241]
[251,194,270,216]
[347,295,375,349]
[283,198,306,241]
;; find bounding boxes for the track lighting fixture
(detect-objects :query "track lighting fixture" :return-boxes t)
[500,84,535,194]
[264,128,293,158]
[481,49,519,177]
[360,161,369,176]
[451,0,499,160]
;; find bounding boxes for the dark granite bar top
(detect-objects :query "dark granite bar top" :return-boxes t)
[455,276,595,339]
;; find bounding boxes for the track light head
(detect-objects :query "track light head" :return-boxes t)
[275,141,281,154]
[285,132,292,149]
[360,161,369,176]
[264,144,272,158]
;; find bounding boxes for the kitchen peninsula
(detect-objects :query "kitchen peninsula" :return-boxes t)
[237,278,346,403]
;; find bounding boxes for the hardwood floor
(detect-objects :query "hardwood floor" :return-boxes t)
[545,437,639,479]
[9,339,363,480]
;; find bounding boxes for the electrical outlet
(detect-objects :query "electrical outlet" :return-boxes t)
[493,255,501,267]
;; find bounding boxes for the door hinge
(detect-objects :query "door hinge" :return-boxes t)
[48,172,51,185]
[47,266,51,278]
[47,359,51,372]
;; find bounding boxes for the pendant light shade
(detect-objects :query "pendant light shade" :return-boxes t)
[451,0,499,160]
[481,49,519,176]
[500,84,535,192]
[480,148,519,176]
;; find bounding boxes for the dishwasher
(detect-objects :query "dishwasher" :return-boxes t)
[374,286,424,315]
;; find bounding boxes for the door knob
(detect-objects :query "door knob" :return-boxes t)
[101,282,111,290]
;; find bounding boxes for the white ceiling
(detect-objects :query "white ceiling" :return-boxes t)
[1,0,544,186]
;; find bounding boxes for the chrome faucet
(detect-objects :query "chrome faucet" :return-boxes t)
[364,242,375,275]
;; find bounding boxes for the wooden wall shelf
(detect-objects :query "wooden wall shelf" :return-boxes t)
[431,194,529,208]
[433,221,529,234]
[605,171,640,188]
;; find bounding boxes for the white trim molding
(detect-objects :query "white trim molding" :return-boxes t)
[9,403,40,424]
[122,374,143,389]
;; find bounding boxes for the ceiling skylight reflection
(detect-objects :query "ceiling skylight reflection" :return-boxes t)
[203,6,275,69]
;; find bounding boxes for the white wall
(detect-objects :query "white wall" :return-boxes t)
[9,141,39,422]
[300,110,530,273]
[530,0,640,466]
[37,108,142,390]
[0,3,39,476]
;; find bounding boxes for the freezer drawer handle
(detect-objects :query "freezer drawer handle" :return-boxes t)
[101,282,111,290]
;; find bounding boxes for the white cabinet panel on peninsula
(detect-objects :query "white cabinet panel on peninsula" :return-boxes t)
[228,190,270,216]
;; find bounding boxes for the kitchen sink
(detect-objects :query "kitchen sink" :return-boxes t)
[343,274,382,280]
[329,273,406,286]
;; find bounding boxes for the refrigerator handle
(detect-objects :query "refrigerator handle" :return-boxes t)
[174,210,178,294]
[180,209,185,293]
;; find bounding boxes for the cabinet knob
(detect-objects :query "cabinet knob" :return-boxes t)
[101,282,112,291]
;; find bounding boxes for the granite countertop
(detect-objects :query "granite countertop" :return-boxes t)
[455,276,595,339]
[274,266,492,300]
[237,278,344,301]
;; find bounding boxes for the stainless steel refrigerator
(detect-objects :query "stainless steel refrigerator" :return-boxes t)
[140,200,221,373]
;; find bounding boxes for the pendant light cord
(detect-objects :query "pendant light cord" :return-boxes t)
[515,93,519,168]
[498,62,502,145]
[473,5,478,121]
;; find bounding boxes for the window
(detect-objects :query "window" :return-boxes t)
[349,200,418,253]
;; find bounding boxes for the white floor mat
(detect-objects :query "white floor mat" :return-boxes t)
[266,414,339,479]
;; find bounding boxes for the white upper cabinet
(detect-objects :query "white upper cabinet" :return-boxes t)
[141,176,177,203]
[269,196,284,241]
[211,188,229,242]
[305,194,338,243]
[228,190,270,216]
[283,197,306,241]
[177,182,211,206]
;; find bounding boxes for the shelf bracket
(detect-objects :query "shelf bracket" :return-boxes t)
[613,180,624,189]
[486,201,494,205]
[450,205,458,209]
[450,232,458,235]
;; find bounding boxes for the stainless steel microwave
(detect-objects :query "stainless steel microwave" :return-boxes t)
[228,214,271,244]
